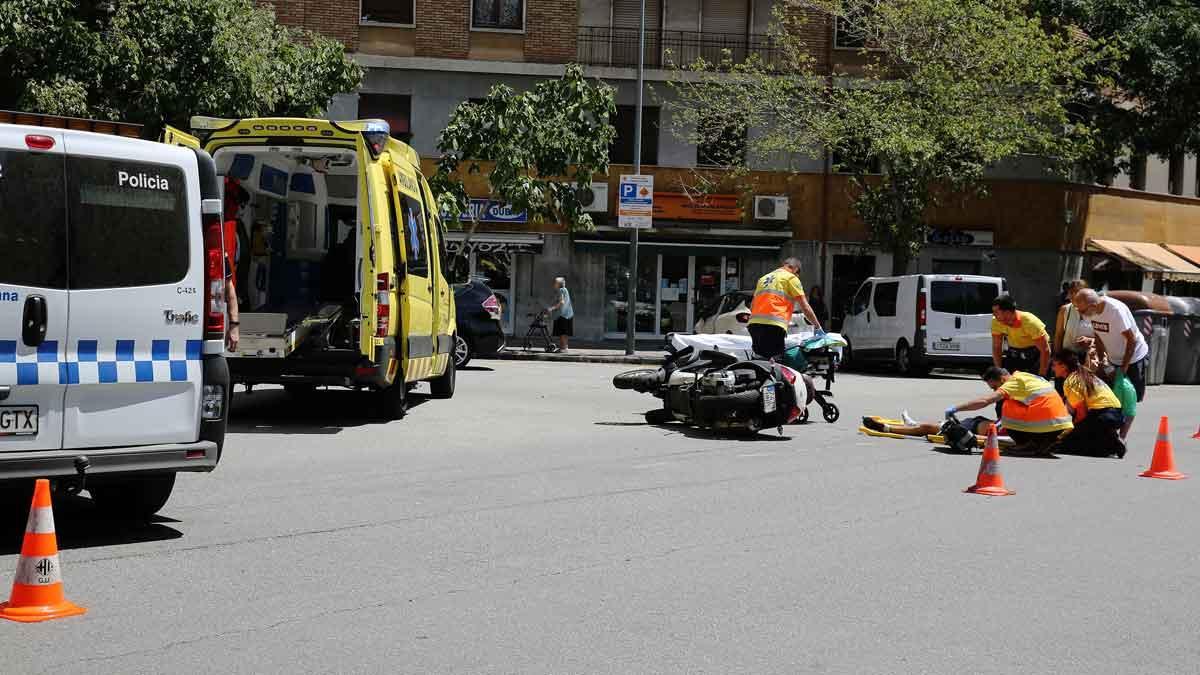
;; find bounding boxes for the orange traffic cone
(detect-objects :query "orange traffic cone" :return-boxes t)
[965,427,1015,496]
[0,479,86,622]
[1140,417,1187,480]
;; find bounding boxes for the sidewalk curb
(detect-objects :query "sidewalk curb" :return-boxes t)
[490,351,663,366]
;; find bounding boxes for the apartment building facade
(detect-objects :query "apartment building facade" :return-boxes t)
[264,0,1200,341]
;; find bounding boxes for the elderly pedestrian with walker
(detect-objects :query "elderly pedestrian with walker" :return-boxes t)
[546,276,574,354]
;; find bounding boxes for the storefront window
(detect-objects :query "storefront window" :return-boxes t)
[605,254,656,334]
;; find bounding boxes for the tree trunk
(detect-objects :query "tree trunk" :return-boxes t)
[891,250,910,276]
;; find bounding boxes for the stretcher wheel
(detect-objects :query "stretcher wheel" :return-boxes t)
[822,404,840,424]
[795,407,810,424]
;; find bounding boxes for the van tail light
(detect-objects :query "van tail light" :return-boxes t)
[375,273,391,337]
[735,312,751,324]
[917,292,927,328]
[482,294,502,320]
[202,214,227,340]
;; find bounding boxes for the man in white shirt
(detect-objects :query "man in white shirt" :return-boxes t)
[1072,289,1150,402]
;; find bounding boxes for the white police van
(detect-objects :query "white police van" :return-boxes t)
[0,112,230,519]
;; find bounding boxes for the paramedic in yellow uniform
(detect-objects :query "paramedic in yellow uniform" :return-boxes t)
[747,258,824,358]
[990,293,1050,377]
[946,366,1073,455]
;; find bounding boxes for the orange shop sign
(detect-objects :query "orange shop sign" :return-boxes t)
[652,193,743,223]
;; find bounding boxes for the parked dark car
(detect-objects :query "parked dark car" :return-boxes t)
[453,278,506,368]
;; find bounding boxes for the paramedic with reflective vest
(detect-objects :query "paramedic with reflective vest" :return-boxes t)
[945,366,1074,455]
[747,258,824,358]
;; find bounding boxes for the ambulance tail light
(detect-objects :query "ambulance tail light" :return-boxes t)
[375,273,391,337]
[202,212,227,340]
[917,292,927,328]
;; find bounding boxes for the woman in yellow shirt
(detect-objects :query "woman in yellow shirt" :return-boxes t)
[1051,349,1126,458]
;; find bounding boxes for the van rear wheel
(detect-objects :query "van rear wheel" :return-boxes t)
[895,340,930,377]
[378,379,407,420]
[430,354,456,399]
[90,473,176,522]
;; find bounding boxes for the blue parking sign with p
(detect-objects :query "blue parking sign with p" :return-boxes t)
[620,183,637,199]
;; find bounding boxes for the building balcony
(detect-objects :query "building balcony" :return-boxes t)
[576,26,783,71]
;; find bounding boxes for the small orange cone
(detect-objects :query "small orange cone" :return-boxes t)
[965,427,1015,496]
[1140,417,1187,480]
[0,479,86,622]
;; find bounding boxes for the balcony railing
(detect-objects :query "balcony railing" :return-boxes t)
[577,26,784,71]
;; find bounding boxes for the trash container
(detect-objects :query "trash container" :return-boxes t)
[1106,290,1171,386]
[1164,296,1200,385]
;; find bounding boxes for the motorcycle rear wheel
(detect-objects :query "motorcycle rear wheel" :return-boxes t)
[613,368,663,391]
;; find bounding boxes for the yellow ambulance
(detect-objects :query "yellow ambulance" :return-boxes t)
[164,117,456,418]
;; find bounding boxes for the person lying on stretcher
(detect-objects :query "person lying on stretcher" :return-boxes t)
[862,367,1074,456]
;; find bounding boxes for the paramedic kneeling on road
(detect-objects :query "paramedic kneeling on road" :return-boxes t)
[991,294,1050,376]
[747,258,823,359]
[946,367,1073,455]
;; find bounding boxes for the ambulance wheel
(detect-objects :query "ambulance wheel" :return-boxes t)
[91,473,176,522]
[430,354,456,399]
[822,404,841,424]
[378,380,407,420]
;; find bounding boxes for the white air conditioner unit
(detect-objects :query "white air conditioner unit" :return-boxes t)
[580,182,609,213]
[754,195,789,221]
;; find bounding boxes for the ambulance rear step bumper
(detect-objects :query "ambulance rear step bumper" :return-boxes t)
[0,442,218,481]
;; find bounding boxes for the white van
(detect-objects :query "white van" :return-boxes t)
[0,114,230,519]
[841,274,1007,375]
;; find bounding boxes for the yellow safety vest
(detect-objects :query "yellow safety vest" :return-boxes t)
[748,268,805,330]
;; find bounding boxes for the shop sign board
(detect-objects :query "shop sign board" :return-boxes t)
[927,229,994,247]
[652,193,743,222]
[444,199,528,224]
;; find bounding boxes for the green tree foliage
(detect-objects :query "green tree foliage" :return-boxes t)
[0,0,363,135]
[669,0,1103,273]
[431,63,617,233]
[1036,0,1200,179]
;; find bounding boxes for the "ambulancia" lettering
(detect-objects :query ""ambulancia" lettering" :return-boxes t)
[118,170,170,190]
[0,291,18,302]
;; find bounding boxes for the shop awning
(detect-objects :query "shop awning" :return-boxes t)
[1087,239,1200,280]
[1163,244,1200,268]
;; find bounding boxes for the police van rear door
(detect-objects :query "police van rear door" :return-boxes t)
[0,126,70,451]
[59,134,205,448]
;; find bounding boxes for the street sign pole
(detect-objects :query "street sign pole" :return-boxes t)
[625,0,646,355]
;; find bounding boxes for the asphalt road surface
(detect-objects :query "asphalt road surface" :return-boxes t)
[2,362,1198,674]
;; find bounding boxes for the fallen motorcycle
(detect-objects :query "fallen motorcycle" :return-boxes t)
[613,345,809,435]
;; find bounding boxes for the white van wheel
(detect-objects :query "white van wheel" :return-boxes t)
[91,473,176,522]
